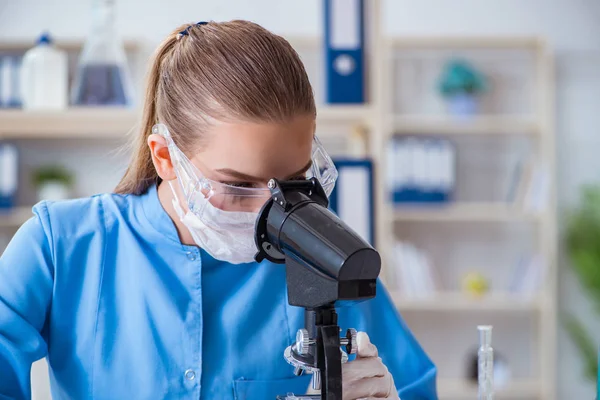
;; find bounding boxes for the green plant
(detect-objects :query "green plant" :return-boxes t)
[32,165,74,187]
[564,184,600,381]
[437,59,488,97]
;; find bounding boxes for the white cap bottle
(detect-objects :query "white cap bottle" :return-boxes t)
[20,32,68,110]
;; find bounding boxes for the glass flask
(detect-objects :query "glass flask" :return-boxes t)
[71,0,134,106]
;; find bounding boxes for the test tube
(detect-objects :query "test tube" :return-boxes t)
[478,325,494,400]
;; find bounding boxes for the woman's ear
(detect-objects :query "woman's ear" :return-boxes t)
[148,134,177,181]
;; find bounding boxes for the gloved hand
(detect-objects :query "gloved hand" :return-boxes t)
[342,332,399,399]
[306,332,399,399]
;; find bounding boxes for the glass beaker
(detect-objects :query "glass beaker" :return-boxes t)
[71,0,134,106]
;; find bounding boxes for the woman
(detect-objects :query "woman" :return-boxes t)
[0,20,437,399]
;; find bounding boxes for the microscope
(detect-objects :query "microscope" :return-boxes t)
[254,177,382,400]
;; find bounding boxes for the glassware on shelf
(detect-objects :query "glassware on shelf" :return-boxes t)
[478,325,494,400]
[71,0,134,107]
[20,32,68,110]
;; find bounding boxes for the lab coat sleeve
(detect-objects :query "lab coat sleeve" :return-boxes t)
[0,204,54,400]
[339,280,438,400]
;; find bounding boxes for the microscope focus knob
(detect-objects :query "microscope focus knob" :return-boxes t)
[345,328,358,355]
[295,329,311,355]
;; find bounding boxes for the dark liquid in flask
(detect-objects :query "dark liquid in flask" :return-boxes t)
[72,64,128,106]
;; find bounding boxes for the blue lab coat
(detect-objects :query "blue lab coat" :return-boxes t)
[0,184,437,399]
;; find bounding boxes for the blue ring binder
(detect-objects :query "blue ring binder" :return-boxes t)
[324,0,365,104]
[329,158,375,245]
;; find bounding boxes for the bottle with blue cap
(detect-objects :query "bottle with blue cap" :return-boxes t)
[19,32,68,110]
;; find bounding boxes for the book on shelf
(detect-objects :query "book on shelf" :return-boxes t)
[507,253,547,296]
[391,241,441,296]
[523,162,551,213]
[504,152,529,204]
[505,153,550,213]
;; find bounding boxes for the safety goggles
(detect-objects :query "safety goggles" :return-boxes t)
[153,123,338,215]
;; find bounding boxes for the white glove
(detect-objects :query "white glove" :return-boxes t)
[342,332,399,399]
[306,332,399,399]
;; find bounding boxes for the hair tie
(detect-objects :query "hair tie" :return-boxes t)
[177,21,208,39]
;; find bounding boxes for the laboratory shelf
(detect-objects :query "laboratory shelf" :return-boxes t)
[438,378,539,399]
[0,39,140,52]
[389,36,544,49]
[393,202,541,223]
[0,207,33,228]
[0,105,372,140]
[317,105,373,125]
[382,35,556,399]
[391,292,542,312]
[0,108,139,139]
[392,114,539,136]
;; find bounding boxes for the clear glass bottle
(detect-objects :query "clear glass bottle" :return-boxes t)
[70,0,134,106]
[478,325,494,400]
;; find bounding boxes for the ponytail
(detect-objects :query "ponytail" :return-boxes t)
[113,33,178,195]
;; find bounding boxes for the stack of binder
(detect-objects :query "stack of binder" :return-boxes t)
[392,241,440,296]
[387,136,456,204]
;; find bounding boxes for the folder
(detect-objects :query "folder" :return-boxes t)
[329,158,374,245]
[324,0,365,104]
[0,56,21,108]
[0,143,18,209]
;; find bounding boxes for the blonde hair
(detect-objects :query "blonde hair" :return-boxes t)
[115,20,316,195]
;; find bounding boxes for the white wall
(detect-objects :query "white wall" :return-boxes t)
[0,0,322,44]
[2,0,600,399]
[384,0,600,51]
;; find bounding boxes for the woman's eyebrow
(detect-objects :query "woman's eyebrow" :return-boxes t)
[215,160,313,182]
[287,159,313,178]
[214,168,263,182]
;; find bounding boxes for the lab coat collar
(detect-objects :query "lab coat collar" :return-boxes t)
[139,182,197,251]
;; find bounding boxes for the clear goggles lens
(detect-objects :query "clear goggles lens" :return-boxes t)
[153,124,338,216]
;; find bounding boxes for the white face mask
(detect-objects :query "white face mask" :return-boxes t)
[171,191,259,264]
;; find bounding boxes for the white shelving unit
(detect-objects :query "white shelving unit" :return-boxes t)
[392,115,539,136]
[0,105,372,140]
[0,108,139,139]
[392,202,541,222]
[317,105,373,125]
[0,38,377,243]
[374,31,557,399]
[391,291,543,312]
